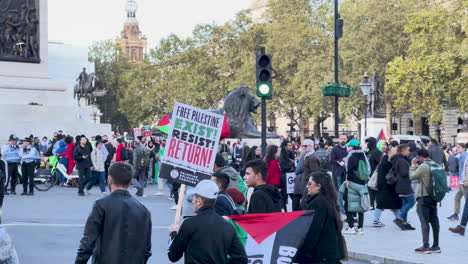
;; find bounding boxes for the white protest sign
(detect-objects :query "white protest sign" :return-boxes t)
[160,102,224,186]
[286,172,296,194]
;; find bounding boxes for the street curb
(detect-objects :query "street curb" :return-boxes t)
[349,251,423,264]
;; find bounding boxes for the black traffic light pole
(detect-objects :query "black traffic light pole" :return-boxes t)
[334,0,340,138]
[260,47,267,158]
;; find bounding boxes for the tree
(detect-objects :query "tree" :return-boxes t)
[339,0,422,138]
[386,1,467,124]
[89,40,133,132]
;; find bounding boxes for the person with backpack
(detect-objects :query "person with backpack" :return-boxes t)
[211,171,236,216]
[410,149,442,254]
[132,139,149,196]
[341,139,370,235]
[392,144,416,230]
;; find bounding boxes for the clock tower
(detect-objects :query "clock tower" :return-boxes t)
[116,0,147,62]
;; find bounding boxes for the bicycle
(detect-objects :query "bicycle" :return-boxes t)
[34,156,79,191]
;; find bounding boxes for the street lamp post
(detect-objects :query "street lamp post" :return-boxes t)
[359,73,372,137]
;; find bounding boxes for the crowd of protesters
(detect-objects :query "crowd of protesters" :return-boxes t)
[2,130,467,263]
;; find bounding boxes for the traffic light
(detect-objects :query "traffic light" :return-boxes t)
[256,52,273,99]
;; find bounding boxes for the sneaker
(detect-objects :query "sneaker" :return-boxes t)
[369,206,375,211]
[414,246,432,254]
[403,223,416,230]
[447,213,459,221]
[170,205,177,210]
[394,218,405,230]
[21,192,28,196]
[430,246,441,253]
[356,228,364,235]
[342,227,357,235]
[78,192,85,196]
[373,221,385,227]
[448,225,465,236]
[100,192,109,195]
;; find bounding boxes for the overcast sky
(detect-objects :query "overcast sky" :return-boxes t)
[48,0,252,48]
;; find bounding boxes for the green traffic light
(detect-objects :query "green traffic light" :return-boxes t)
[257,83,272,96]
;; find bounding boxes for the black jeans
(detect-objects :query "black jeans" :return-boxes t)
[22,161,36,193]
[369,189,376,208]
[77,167,91,194]
[104,162,111,184]
[416,196,439,247]
[291,194,302,211]
[172,182,181,205]
[7,162,20,193]
[0,167,5,207]
[346,212,364,229]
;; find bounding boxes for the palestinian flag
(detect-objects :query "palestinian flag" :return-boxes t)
[228,211,314,263]
[155,114,171,134]
[377,128,387,151]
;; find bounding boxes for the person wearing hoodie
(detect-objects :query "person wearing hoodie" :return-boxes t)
[244,159,282,214]
[278,140,295,212]
[392,144,416,230]
[366,137,383,210]
[341,139,370,235]
[213,153,247,196]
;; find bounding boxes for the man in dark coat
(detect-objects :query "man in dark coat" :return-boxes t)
[73,136,93,196]
[75,162,152,264]
[366,137,383,209]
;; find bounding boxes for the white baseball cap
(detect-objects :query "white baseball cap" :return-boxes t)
[193,180,219,199]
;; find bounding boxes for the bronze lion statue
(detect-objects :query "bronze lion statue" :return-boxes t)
[211,86,279,139]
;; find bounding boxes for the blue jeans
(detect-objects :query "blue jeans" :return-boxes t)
[400,194,416,222]
[58,158,68,183]
[374,208,401,222]
[86,171,106,192]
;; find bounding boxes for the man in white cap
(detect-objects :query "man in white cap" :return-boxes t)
[168,180,247,264]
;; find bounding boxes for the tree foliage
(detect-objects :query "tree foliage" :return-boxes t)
[89,0,467,134]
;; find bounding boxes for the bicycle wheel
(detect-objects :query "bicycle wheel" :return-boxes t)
[34,168,57,191]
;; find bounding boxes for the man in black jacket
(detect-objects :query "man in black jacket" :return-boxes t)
[75,162,152,264]
[244,159,282,213]
[366,137,383,209]
[168,180,247,264]
[73,136,93,196]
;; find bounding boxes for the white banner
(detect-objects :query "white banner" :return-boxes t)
[160,102,224,186]
[286,172,296,194]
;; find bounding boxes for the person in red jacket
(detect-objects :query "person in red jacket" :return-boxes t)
[264,144,281,187]
[58,136,75,176]
[115,138,125,162]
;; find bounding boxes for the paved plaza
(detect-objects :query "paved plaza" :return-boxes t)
[2,184,365,264]
[5,183,465,264]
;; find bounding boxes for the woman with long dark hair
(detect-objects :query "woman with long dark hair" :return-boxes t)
[295,171,345,263]
[264,145,281,187]
[245,146,261,164]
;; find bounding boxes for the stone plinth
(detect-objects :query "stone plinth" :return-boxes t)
[0,0,111,142]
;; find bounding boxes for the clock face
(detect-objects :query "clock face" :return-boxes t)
[127,0,137,12]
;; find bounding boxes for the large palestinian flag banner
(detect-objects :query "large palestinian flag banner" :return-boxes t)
[228,211,314,264]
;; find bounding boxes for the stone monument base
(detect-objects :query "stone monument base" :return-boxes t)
[0,103,111,143]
